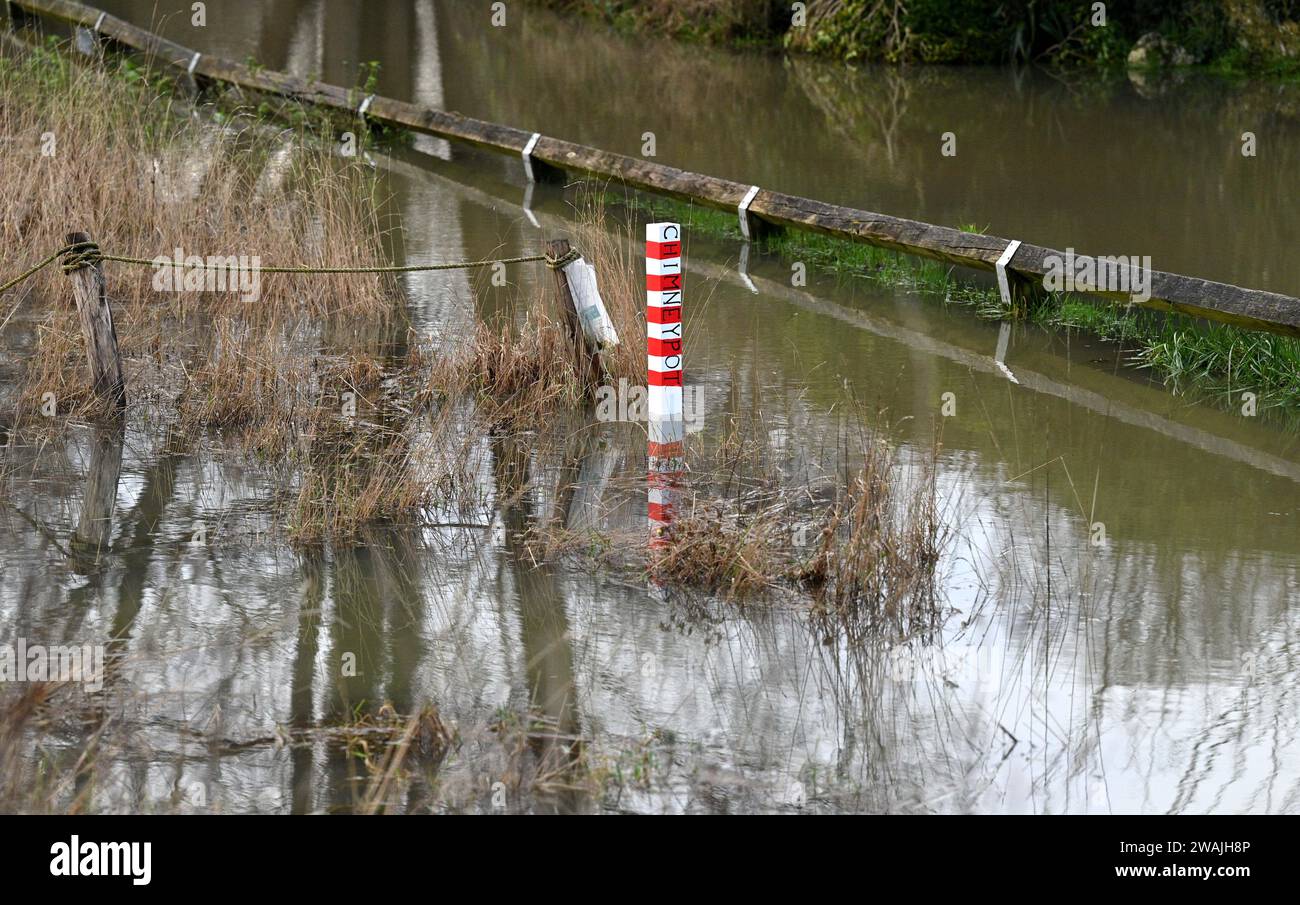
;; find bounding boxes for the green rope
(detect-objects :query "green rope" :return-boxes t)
[0,240,578,294]
[546,247,581,271]
[60,240,103,274]
[0,248,65,295]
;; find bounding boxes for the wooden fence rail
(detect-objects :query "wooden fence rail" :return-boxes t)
[8,0,1300,336]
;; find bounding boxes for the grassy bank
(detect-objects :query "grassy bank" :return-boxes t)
[612,192,1300,425]
[528,0,1300,75]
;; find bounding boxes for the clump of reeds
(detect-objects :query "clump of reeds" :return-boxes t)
[795,437,946,638]
[450,313,589,428]
[353,703,453,815]
[643,407,948,636]
[649,505,780,598]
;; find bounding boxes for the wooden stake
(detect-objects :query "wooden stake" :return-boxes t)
[63,231,126,410]
[545,237,601,388]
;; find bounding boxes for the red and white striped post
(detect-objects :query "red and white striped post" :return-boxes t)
[647,222,684,546]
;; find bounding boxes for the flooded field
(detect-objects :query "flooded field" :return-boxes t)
[1,1,1298,814]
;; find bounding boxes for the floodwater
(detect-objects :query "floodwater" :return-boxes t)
[1,0,1299,813]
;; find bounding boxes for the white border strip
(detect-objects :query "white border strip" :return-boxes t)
[738,185,760,240]
[995,239,1023,308]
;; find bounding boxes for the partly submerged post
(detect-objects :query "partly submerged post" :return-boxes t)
[62,231,126,411]
[646,222,684,546]
[546,237,618,387]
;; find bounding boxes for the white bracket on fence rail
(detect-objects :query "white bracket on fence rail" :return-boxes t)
[93,11,107,31]
[738,185,760,240]
[995,239,1022,309]
[521,132,542,183]
[357,94,375,118]
[187,52,201,76]
[994,240,1023,385]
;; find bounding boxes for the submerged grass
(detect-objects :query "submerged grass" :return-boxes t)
[645,401,948,639]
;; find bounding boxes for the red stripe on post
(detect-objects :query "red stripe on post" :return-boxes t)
[647,337,683,357]
[648,443,684,459]
[647,305,681,324]
[646,241,682,260]
[648,501,675,522]
[648,369,683,386]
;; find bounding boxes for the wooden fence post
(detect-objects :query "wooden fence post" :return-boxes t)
[63,231,126,410]
[545,237,601,389]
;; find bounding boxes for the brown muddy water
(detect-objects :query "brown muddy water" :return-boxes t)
[1,0,1299,813]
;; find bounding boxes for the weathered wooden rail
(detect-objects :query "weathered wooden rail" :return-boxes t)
[9,0,1300,336]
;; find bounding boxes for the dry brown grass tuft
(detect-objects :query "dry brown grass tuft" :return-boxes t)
[650,506,779,598]
[450,313,587,428]
[647,409,948,634]
[1,40,394,428]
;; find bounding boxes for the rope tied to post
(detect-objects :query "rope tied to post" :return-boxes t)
[544,247,580,271]
[59,239,103,273]
[0,242,586,294]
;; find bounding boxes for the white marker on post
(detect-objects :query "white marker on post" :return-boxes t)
[564,255,619,350]
[995,239,1022,309]
[521,132,541,183]
[738,185,760,240]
